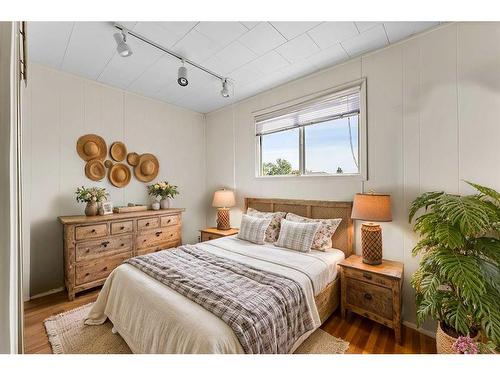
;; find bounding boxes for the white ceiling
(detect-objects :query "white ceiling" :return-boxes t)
[28,21,440,113]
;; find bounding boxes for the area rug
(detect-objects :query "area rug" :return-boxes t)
[44,303,349,354]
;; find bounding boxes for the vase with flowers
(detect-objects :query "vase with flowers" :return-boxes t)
[147,181,179,210]
[75,186,109,216]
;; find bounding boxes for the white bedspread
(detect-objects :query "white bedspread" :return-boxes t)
[85,236,344,354]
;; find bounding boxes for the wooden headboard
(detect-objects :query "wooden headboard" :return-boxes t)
[244,197,353,257]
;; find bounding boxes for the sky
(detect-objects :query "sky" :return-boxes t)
[261,116,359,174]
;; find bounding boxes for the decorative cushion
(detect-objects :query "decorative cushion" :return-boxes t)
[246,207,287,242]
[237,214,272,245]
[285,213,342,251]
[275,219,321,253]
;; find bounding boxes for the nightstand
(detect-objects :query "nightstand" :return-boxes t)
[200,227,239,242]
[339,255,404,343]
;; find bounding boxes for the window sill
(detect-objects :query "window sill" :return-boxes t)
[254,173,363,179]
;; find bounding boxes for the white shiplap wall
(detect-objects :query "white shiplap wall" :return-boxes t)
[23,63,207,296]
[205,22,500,327]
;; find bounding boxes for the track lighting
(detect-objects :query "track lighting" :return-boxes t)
[221,79,230,98]
[116,30,132,57]
[177,61,188,87]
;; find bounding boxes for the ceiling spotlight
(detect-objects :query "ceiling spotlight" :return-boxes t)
[115,30,132,57]
[177,61,188,87]
[221,79,230,98]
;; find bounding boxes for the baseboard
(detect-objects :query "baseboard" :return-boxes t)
[403,320,436,338]
[28,287,65,301]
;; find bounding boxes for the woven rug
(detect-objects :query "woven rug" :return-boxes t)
[44,303,349,354]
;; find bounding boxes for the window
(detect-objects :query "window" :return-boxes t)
[255,81,365,177]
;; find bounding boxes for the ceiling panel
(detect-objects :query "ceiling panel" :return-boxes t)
[238,22,287,55]
[270,22,321,40]
[276,34,320,63]
[27,22,74,69]
[307,22,359,49]
[341,24,389,57]
[61,22,118,80]
[384,22,440,43]
[29,21,440,114]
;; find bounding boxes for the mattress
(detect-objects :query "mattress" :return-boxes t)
[85,236,345,354]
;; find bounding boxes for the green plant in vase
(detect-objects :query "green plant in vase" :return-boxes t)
[75,186,109,216]
[147,181,179,210]
[409,181,499,353]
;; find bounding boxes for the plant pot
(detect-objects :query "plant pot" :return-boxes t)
[436,321,480,354]
[85,201,98,216]
[160,198,170,209]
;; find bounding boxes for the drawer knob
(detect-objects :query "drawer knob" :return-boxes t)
[103,266,108,271]
[167,219,171,223]
[362,272,372,280]
[85,273,90,276]
[364,293,373,300]
[102,241,110,247]
[91,229,96,233]
[121,243,124,247]
[120,226,125,230]
[155,231,162,237]
[145,222,150,226]
[86,249,90,253]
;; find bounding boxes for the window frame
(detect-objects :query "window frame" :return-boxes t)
[254,78,367,180]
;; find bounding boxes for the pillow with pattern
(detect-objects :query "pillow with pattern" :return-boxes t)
[285,213,342,251]
[237,214,272,245]
[275,219,321,253]
[246,207,287,242]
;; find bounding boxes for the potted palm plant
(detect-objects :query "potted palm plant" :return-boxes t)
[409,181,499,353]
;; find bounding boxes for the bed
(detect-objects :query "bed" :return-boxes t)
[85,198,353,354]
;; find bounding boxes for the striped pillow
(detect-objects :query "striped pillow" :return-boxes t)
[285,213,342,251]
[237,214,272,245]
[246,208,287,242]
[275,219,321,253]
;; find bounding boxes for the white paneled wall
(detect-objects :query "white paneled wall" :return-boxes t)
[205,22,500,327]
[24,64,206,296]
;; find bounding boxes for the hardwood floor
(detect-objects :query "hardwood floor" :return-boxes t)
[24,288,436,354]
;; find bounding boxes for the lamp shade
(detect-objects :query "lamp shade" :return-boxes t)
[212,189,235,208]
[351,193,392,222]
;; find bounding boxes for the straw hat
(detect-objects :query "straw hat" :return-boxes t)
[134,153,159,182]
[127,152,140,166]
[76,134,107,161]
[108,162,131,188]
[85,159,106,181]
[110,142,127,162]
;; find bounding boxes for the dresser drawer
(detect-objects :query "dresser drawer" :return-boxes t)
[137,217,159,231]
[136,227,180,250]
[346,278,393,320]
[75,234,133,261]
[160,214,180,227]
[75,223,108,240]
[75,252,131,285]
[344,267,392,288]
[111,220,133,235]
[136,239,179,256]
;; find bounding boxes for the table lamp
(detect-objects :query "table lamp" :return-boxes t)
[212,189,236,230]
[351,193,392,265]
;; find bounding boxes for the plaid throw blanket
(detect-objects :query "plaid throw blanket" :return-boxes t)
[125,245,315,354]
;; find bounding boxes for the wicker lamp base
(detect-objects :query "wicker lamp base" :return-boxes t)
[361,223,383,265]
[216,208,231,230]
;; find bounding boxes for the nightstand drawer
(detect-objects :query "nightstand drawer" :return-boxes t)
[346,278,393,320]
[201,232,220,242]
[344,267,391,288]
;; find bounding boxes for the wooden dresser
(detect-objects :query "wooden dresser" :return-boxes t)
[58,208,184,300]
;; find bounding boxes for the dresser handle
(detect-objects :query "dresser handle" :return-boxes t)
[121,243,124,247]
[364,293,373,300]
[91,229,96,233]
[155,231,162,237]
[146,222,150,226]
[85,273,90,277]
[362,272,372,280]
[101,241,110,247]
[120,226,125,230]
[102,266,108,271]
[86,249,90,253]
[167,219,171,223]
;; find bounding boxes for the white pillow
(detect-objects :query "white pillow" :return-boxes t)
[237,214,272,245]
[246,208,286,242]
[285,213,342,251]
[275,219,321,253]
